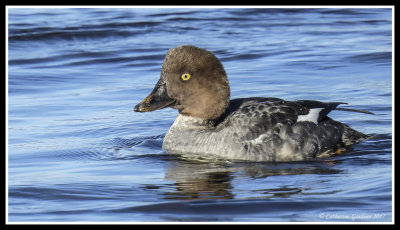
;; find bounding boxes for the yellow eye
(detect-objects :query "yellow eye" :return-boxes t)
[181,73,191,81]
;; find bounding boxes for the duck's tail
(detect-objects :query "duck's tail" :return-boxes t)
[341,124,374,145]
[332,105,375,143]
[323,116,374,146]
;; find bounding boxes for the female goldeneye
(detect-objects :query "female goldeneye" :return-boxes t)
[134,45,372,162]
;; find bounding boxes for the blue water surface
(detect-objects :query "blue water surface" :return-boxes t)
[7,7,392,222]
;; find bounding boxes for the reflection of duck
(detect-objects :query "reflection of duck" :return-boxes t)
[134,45,372,162]
[162,159,234,200]
[160,159,342,200]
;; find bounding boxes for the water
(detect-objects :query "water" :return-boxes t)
[7,7,392,222]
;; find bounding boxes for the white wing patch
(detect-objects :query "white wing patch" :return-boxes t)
[296,108,323,124]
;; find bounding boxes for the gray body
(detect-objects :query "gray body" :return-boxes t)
[163,97,369,161]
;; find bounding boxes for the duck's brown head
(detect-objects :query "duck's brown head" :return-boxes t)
[134,45,230,121]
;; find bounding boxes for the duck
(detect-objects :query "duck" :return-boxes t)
[134,45,372,162]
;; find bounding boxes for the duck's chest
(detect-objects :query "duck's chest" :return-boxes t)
[162,115,241,156]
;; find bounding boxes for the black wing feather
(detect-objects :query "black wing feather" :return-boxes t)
[294,100,347,122]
